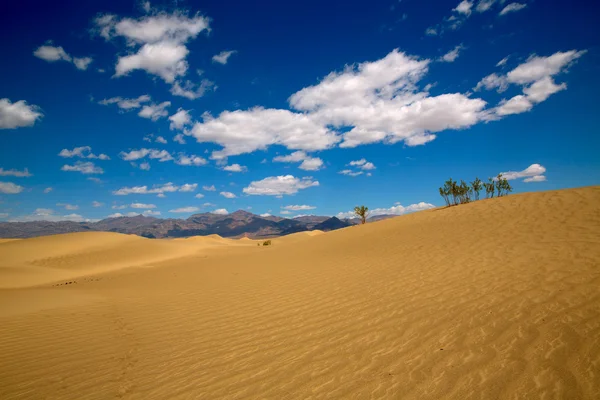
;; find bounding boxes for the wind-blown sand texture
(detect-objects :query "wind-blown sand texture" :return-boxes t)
[1,186,599,399]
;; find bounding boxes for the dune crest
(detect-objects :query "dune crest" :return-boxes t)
[1,187,599,399]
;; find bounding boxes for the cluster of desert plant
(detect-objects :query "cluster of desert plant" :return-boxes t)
[262,240,272,246]
[439,174,512,206]
[353,205,369,224]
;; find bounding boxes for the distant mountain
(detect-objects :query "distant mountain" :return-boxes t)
[0,210,354,239]
[344,214,398,225]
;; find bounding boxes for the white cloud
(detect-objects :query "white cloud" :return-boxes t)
[475,0,495,12]
[173,133,186,144]
[57,203,79,210]
[107,212,142,218]
[179,183,198,192]
[33,44,93,70]
[440,45,464,62]
[507,51,586,85]
[280,210,292,215]
[143,210,161,216]
[260,213,271,217]
[139,162,151,170]
[61,161,104,174]
[0,181,24,194]
[170,206,200,213]
[495,95,533,116]
[499,2,527,16]
[212,208,228,215]
[99,94,151,110]
[97,11,210,83]
[212,50,237,65]
[155,136,167,144]
[113,182,195,195]
[43,187,53,193]
[500,163,546,182]
[112,204,128,209]
[522,77,566,103]
[73,57,93,70]
[283,205,316,211]
[92,201,104,207]
[170,79,215,100]
[203,185,216,191]
[337,201,435,219]
[425,27,438,36]
[190,108,338,159]
[474,73,509,92]
[0,98,43,129]
[120,148,173,162]
[59,146,110,160]
[496,56,509,67]
[223,163,247,172]
[220,191,236,198]
[130,202,156,209]
[454,1,473,15]
[339,169,363,177]
[138,101,171,121]
[348,159,376,170]
[243,175,319,196]
[169,108,192,130]
[194,193,204,198]
[175,154,207,166]
[0,167,32,177]
[273,151,324,171]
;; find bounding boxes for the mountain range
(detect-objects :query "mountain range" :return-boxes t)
[0,210,395,239]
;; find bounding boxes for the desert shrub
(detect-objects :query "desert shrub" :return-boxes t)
[495,174,513,197]
[263,240,272,246]
[441,174,512,204]
[354,205,369,224]
[471,177,482,201]
[483,178,495,199]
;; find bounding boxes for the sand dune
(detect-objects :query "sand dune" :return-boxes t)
[1,186,599,399]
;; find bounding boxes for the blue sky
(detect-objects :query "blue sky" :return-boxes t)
[1,0,599,222]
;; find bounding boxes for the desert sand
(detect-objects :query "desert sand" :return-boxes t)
[1,186,599,399]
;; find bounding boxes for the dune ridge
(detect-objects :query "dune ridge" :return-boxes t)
[0,186,599,399]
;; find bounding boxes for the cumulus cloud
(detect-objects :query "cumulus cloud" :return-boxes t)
[339,169,363,177]
[170,79,215,100]
[220,191,236,198]
[92,201,104,207]
[99,94,151,110]
[348,159,376,170]
[173,134,186,144]
[223,163,247,172]
[212,208,228,215]
[33,43,93,70]
[475,0,496,12]
[212,50,237,65]
[454,0,473,15]
[0,167,32,177]
[170,206,200,213]
[500,163,546,182]
[190,108,338,159]
[179,183,198,192]
[499,2,527,16]
[61,161,104,174]
[203,185,216,191]
[168,108,192,131]
[57,203,79,210]
[59,146,110,160]
[120,148,173,162]
[440,45,464,63]
[113,182,196,195]
[144,134,168,144]
[337,201,435,219]
[43,187,53,193]
[243,175,319,196]
[175,154,207,166]
[0,98,43,129]
[283,205,316,211]
[0,181,24,194]
[138,101,170,121]
[130,202,156,209]
[96,11,210,83]
[194,193,204,198]
[273,151,324,171]
[478,50,586,118]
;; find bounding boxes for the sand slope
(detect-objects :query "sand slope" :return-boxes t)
[1,186,599,399]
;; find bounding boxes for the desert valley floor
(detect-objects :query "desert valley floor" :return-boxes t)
[1,186,599,399]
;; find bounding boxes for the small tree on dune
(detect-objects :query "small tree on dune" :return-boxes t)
[483,178,496,198]
[439,186,450,207]
[495,174,513,197]
[354,205,369,224]
[471,177,482,201]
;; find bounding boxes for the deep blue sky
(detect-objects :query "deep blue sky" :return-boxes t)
[1,0,599,222]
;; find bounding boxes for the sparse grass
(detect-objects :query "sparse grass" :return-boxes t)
[262,240,272,246]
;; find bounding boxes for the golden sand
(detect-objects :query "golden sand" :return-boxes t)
[1,186,599,399]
